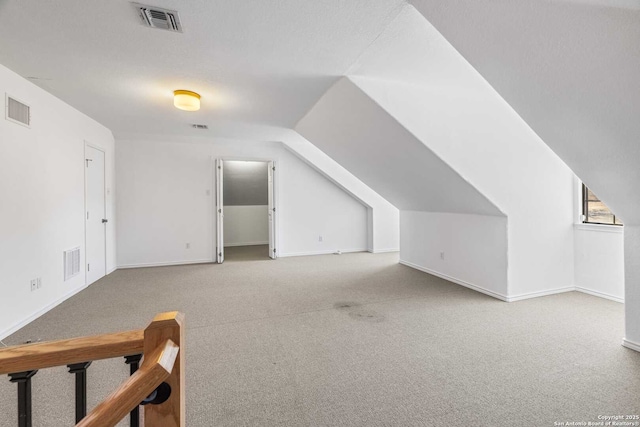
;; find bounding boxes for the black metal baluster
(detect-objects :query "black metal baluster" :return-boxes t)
[125,354,143,427]
[67,362,91,423]
[8,370,37,427]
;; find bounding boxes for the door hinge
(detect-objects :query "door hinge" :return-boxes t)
[272,166,275,171]
[218,208,222,213]
[85,159,92,167]
[273,248,276,253]
[218,252,222,257]
[272,207,276,212]
[87,263,90,271]
[86,212,89,220]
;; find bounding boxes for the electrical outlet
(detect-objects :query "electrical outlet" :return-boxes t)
[318,236,323,242]
[30,279,37,292]
[440,252,445,260]
[36,277,42,289]
[186,243,191,249]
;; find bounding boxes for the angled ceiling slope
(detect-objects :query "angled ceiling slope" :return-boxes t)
[296,77,503,216]
[411,0,640,224]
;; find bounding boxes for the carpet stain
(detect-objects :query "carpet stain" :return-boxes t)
[334,302,385,322]
[333,302,361,310]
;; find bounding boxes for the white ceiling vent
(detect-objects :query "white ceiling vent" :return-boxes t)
[192,124,208,130]
[5,94,30,127]
[133,3,182,32]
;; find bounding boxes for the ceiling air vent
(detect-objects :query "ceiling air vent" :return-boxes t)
[192,124,208,130]
[133,3,182,32]
[5,95,30,127]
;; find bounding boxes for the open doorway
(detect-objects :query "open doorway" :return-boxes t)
[215,159,276,262]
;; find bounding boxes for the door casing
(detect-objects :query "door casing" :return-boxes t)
[214,157,278,262]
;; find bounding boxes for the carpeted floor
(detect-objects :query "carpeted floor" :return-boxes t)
[1,252,638,426]
[224,245,271,262]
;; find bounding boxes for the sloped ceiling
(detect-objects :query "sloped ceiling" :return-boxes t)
[296,77,503,215]
[0,0,404,140]
[1,0,636,223]
[411,0,640,224]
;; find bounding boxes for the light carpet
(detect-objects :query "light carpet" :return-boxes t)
[1,250,638,426]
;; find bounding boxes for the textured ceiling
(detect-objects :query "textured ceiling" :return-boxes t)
[0,0,405,139]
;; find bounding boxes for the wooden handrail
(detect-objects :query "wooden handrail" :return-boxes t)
[76,338,180,427]
[0,311,185,426]
[0,329,144,375]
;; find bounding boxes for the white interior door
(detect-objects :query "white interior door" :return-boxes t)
[216,159,224,263]
[268,161,276,259]
[85,145,107,285]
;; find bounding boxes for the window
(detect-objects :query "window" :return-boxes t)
[582,184,622,225]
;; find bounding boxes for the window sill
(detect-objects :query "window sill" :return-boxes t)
[574,223,624,234]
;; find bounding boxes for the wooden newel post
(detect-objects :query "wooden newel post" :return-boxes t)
[143,311,185,426]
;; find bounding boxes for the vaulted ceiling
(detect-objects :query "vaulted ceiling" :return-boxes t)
[411,0,640,223]
[1,0,638,222]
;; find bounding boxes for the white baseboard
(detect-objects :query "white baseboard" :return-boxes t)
[117,259,214,269]
[224,241,268,247]
[575,287,624,303]
[398,260,509,302]
[0,284,88,340]
[622,338,640,353]
[506,287,575,302]
[399,260,580,303]
[107,266,118,275]
[371,248,399,254]
[279,248,367,258]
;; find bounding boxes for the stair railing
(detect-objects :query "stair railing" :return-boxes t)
[0,311,185,427]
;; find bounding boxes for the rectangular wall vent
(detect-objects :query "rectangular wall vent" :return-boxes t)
[192,124,208,129]
[133,3,182,32]
[6,95,30,127]
[64,247,81,281]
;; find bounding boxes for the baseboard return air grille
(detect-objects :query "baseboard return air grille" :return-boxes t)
[133,3,183,32]
[5,95,30,127]
[64,247,81,281]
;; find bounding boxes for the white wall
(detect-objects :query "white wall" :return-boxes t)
[574,225,624,302]
[572,177,624,303]
[400,212,508,299]
[357,76,576,299]
[342,7,575,299]
[223,205,269,247]
[116,136,368,267]
[0,64,115,339]
[281,130,399,253]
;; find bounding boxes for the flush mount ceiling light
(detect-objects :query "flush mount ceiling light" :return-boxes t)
[173,90,200,111]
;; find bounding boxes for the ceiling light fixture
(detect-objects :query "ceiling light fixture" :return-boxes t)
[173,90,200,111]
